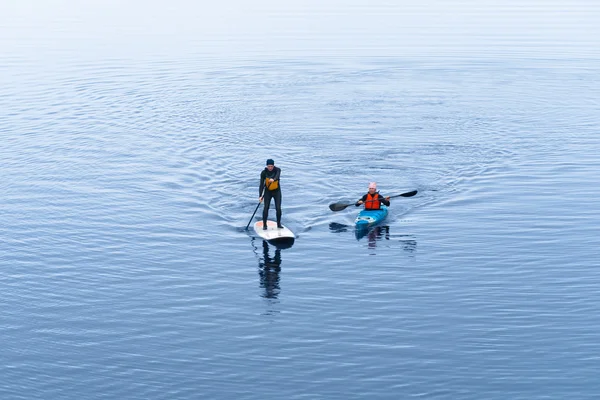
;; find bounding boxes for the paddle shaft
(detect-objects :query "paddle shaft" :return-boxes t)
[358,190,417,202]
[245,187,266,230]
[388,191,417,199]
[329,190,417,212]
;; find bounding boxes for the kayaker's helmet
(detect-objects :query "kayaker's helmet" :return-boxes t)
[368,182,377,190]
[266,159,274,166]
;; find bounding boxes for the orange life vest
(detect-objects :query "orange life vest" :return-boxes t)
[365,193,381,210]
[265,178,279,191]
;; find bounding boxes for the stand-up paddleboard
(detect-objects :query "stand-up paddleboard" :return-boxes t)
[253,220,295,242]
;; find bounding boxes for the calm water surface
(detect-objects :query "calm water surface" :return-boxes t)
[1,1,600,399]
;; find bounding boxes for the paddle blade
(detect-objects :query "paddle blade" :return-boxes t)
[329,202,352,212]
[398,190,418,198]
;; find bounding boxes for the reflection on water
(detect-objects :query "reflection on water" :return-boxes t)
[329,222,417,254]
[356,224,389,242]
[252,239,282,300]
[328,222,349,233]
[359,225,390,250]
[398,235,417,254]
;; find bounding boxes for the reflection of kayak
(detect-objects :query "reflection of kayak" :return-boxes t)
[355,205,388,229]
[355,224,389,241]
[253,221,295,243]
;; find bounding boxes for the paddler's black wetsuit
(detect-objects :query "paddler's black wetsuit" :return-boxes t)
[260,166,282,227]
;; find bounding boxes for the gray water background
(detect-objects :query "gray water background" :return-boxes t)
[2,1,600,399]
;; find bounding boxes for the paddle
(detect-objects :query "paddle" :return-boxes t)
[246,187,266,230]
[329,190,418,212]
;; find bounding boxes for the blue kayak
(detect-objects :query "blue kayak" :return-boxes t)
[355,205,388,229]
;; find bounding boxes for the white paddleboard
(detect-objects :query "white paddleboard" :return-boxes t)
[253,220,295,241]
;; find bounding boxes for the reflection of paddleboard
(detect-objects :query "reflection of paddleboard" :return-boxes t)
[253,221,295,242]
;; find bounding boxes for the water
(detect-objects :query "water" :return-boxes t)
[2,1,600,399]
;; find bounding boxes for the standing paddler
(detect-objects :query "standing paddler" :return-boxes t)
[259,159,283,229]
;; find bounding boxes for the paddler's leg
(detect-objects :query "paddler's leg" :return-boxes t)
[273,190,282,228]
[262,190,273,229]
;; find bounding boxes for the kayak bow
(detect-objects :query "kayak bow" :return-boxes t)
[355,205,388,229]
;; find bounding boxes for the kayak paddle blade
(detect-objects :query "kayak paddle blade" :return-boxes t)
[329,203,352,212]
[397,190,418,198]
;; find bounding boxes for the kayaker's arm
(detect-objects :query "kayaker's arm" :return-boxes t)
[355,194,367,206]
[380,195,390,207]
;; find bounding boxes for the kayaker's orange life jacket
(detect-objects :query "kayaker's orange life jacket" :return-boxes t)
[365,193,381,210]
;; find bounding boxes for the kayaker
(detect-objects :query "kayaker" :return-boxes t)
[259,159,283,229]
[355,182,390,210]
